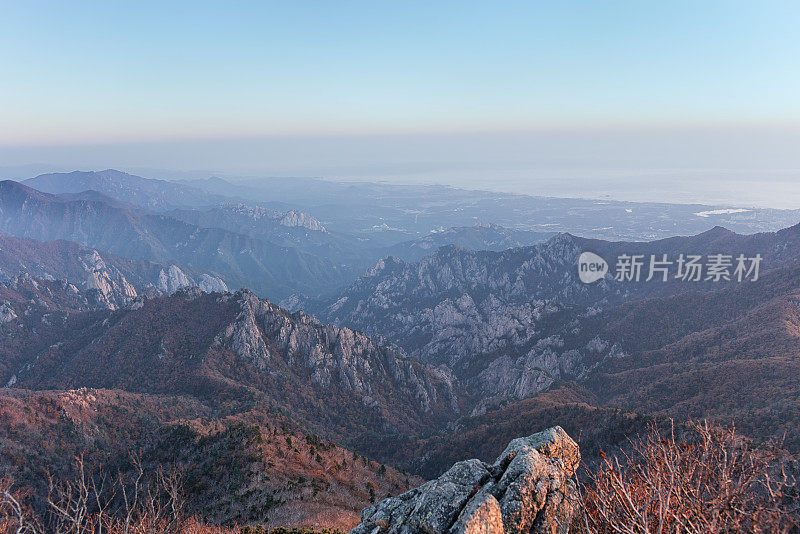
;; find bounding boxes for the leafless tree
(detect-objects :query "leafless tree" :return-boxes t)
[578,420,800,534]
[2,453,187,534]
[1,478,41,534]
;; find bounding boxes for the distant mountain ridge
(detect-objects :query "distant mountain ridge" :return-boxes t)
[170,204,557,271]
[24,169,230,210]
[383,223,554,262]
[180,173,800,241]
[0,180,351,299]
[0,177,588,301]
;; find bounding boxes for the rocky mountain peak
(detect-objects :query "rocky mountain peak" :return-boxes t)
[365,256,405,277]
[220,203,327,232]
[78,249,138,307]
[279,209,327,231]
[350,426,580,534]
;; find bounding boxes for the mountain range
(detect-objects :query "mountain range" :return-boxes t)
[1,172,578,300]
[0,180,352,299]
[2,168,800,530]
[24,169,229,210]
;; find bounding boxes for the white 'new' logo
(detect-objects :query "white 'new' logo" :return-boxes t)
[578,252,608,284]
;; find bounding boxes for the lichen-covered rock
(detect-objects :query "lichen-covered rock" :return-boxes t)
[451,493,505,534]
[350,426,580,534]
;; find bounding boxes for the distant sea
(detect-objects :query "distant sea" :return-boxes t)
[343,168,800,209]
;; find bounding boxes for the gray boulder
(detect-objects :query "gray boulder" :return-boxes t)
[350,426,580,534]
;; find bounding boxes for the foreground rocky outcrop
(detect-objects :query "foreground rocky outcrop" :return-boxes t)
[351,426,580,534]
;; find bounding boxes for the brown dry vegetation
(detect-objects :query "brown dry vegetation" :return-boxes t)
[0,388,416,532]
[4,420,798,533]
[153,419,418,528]
[578,421,800,534]
[0,460,344,534]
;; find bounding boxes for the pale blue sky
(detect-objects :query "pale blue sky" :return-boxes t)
[3,1,800,143]
[2,1,800,207]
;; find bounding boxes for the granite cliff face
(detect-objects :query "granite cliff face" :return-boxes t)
[296,238,622,411]
[216,290,460,416]
[296,235,608,358]
[278,208,327,231]
[351,426,580,534]
[0,233,227,309]
[0,300,17,323]
[2,284,460,443]
[170,203,328,233]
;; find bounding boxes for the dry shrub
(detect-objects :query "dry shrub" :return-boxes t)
[1,477,40,534]
[2,463,328,534]
[579,420,800,534]
[1,454,199,534]
[8,421,800,534]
